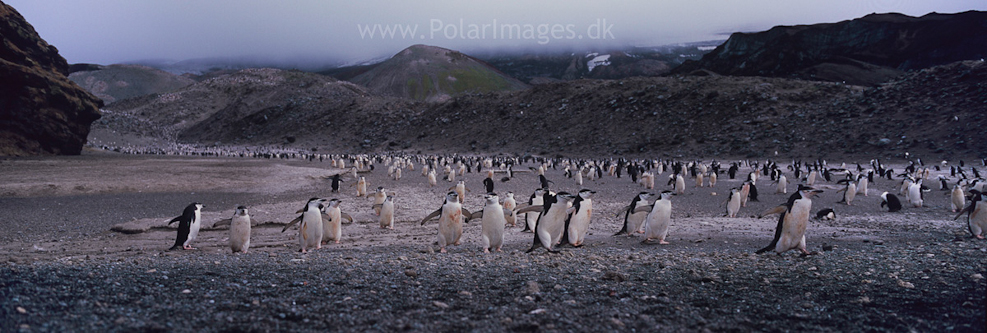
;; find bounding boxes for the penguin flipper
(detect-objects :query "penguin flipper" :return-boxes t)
[953,204,974,220]
[212,218,232,228]
[515,205,544,214]
[467,211,483,221]
[633,205,653,214]
[340,213,354,223]
[614,205,631,218]
[281,216,302,233]
[502,208,514,217]
[420,209,442,226]
[757,205,787,219]
[461,208,472,222]
[166,216,181,225]
[372,204,382,211]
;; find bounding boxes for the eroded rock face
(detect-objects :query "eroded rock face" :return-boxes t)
[673,11,987,86]
[0,2,102,156]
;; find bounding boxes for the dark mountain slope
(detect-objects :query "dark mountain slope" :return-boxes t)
[0,2,102,156]
[673,11,987,86]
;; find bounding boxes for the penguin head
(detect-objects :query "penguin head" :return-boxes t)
[235,206,248,216]
[658,190,674,200]
[445,191,460,202]
[328,199,342,207]
[577,189,595,199]
[637,192,653,200]
[483,192,499,204]
[556,192,575,202]
[505,191,514,198]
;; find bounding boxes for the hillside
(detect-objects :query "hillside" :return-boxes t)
[673,11,987,86]
[0,2,102,156]
[68,64,196,104]
[94,60,986,160]
[95,68,417,151]
[349,45,529,102]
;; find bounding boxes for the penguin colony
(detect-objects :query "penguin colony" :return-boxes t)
[166,154,987,255]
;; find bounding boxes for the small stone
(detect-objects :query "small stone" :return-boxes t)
[458,291,472,296]
[16,306,26,314]
[268,253,277,257]
[145,269,157,273]
[529,308,546,314]
[525,281,540,294]
[432,301,449,309]
[182,289,192,294]
[971,273,983,281]
[897,280,915,289]
[404,270,417,278]
[822,244,834,252]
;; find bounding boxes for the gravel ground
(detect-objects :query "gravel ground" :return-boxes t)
[1,152,984,332]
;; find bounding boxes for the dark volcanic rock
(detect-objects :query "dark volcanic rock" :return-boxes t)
[673,11,987,86]
[0,2,102,156]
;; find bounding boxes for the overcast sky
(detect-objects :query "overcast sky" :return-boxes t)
[7,0,986,66]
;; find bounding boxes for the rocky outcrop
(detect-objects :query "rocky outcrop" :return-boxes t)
[673,11,987,86]
[0,2,102,155]
[349,45,529,102]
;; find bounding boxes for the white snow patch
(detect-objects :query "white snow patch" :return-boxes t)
[587,54,611,72]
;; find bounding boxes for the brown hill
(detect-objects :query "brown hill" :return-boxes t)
[673,11,987,86]
[0,2,102,156]
[97,68,416,150]
[96,59,985,160]
[349,45,529,102]
[68,64,196,105]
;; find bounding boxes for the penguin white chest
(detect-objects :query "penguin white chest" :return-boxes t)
[187,210,202,246]
[778,199,811,252]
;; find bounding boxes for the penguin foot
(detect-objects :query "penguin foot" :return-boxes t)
[439,248,447,253]
[483,248,490,253]
[976,235,984,239]
[659,240,670,245]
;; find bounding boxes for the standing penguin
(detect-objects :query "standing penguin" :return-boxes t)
[776,175,788,194]
[211,205,253,253]
[168,203,204,251]
[561,189,595,247]
[880,192,903,212]
[954,190,986,239]
[330,174,343,193]
[614,192,653,236]
[371,187,387,215]
[483,176,495,193]
[282,198,328,253]
[739,181,752,207]
[641,191,674,244]
[836,179,857,205]
[472,193,510,252]
[856,172,869,196]
[228,206,252,253]
[522,191,576,253]
[907,178,924,208]
[725,188,742,218]
[420,192,472,253]
[449,180,469,204]
[378,195,395,229]
[756,185,824,255]
[522,188,547,233]
[355,177,368,197]
[503,191,518,227]
[951,182,966,213]
[322,199,352,244]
